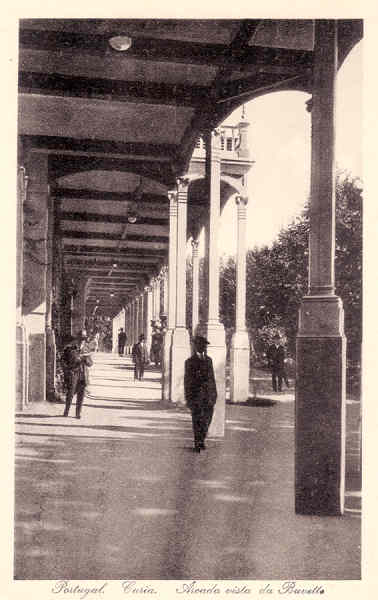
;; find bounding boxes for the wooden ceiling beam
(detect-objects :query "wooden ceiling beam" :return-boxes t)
[61,230,168,243]
[59,211,168,227]
[25,135,175,160]
[19,71,207,107]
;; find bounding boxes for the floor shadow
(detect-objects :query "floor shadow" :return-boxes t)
[246,398,278,407]
[15,414,60,419]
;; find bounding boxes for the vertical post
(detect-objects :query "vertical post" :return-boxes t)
[22,153,50,403]
[135,296,140,342]
[156,275,161,321]
[162,191,178,403]
[191,238,200,336]
[46,190,57,401]
[296,20,346,515]
[139,291,144,341]
[203,129,227,437]
[16,167,28,410]
[230,194,250,403]
[145,285,153,355]
[161,265,168,320]
[171,178,191,405]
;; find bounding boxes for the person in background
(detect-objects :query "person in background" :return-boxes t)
[184,335,217,453]
[61,331,93,419]
[118,328,127,356]
[266,333,286,393]
[132,334,149,380]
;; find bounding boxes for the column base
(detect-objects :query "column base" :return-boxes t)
[230,330,250,404]
[296,296,346,515]
[16,324,28,411]
[28,333,46,403]
[171,327,191,406]
[202,321,226,438]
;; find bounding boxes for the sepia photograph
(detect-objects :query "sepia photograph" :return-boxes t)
[6,6,373,596]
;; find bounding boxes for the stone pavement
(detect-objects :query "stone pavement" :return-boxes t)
[14,353,361,580]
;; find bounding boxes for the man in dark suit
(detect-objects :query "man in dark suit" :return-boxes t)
[184,335,217,453]
[118,328,127,356]
[61,332,93,419]
[132,334,149,380]
[266,333,286,392]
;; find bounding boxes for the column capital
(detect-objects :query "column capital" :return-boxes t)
[191,238,200,251]
[160,265,168,277]
[168,190,177,203]
[235,195,248,207]
[176,177,190,191]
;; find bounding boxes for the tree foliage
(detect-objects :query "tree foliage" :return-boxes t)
[218,171,362,366]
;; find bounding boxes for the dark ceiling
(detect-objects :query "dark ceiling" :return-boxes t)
[18,18,363,317]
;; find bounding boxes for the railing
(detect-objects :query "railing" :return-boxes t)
[192,125,244,160]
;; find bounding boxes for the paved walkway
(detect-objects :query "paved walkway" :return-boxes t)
[15,353,361,580]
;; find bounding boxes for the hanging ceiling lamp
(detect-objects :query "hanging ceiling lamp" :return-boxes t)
[109,35,132,51]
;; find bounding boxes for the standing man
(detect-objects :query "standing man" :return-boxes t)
[61,332,93,419]
[132,334,149,380]
[266,333,285,392]
[184,335,217,453]
[118,327,127,356]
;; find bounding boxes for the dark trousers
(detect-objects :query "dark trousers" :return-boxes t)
[191,404,214,447]
[118,342,125,355]
[134,361,145,380]
[271,369,283,392]
[64,371,86,417]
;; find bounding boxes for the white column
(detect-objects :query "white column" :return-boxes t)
[171,177,191,405]
[139,291,144,341]
[162,191,178,403]
[230,194,250,403]
[191,238,200,336]
[156,275,161,321]
[134,297,139,343]
[145,285,153,354]
[203,129,227,437]
[161,265,168,321]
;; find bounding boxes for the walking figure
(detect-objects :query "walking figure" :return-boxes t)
[132,334,149,380]
[184,335,217,453]
[266,333,289,392]
[118,328,127,356]
[62,331,93,419]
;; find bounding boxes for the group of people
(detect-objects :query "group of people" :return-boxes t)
[61,325,289,453]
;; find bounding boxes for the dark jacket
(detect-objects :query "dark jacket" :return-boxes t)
[184,353,217,409]
[62,344,92,385]
[132,341,149,364]
[266,344,285,371]
[118,331,127,344]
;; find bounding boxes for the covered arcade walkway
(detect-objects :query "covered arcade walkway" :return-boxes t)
[15,353,361,580]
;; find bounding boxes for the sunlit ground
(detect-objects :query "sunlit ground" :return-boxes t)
[14,353,361,580]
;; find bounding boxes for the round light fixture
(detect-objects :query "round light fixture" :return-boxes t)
[109,35,132,52]
[127,210,137,224]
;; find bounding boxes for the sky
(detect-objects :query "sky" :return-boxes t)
[212,40,363,256]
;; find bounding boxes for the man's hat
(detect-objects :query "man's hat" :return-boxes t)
[193,335,210,346]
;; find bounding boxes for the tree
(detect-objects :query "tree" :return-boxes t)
[217,171,362,371]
